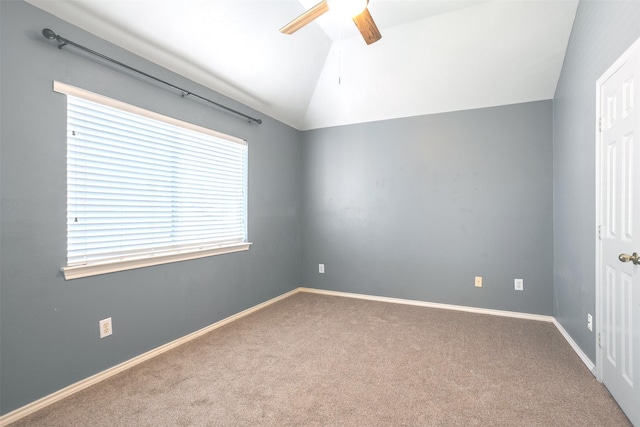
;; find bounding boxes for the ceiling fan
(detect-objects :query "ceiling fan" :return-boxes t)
[280,0,382,45]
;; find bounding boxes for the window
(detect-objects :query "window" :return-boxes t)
[55,82,250,280]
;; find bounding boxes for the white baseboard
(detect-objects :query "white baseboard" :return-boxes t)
[298,287,596,375]
[298,287,555,322]
[0,286,595,425]
[0,288,299,427]
[552,319,596,375]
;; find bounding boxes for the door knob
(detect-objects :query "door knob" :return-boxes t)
[618,252,640,265]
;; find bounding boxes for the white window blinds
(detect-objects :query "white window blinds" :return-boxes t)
[55,82,250,280]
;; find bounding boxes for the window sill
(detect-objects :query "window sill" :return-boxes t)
[61,243,252,280]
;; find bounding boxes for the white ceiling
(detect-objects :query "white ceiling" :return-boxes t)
[26,0,578,130]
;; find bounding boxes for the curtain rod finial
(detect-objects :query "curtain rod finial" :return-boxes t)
[42,28,57,40]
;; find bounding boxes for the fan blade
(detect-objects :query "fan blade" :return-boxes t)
[352,7,381,45]
[280,0,330,34]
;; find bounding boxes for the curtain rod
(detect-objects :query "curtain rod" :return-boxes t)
[42,28,262,125]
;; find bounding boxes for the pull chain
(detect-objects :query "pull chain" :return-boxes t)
[338,48,342,85]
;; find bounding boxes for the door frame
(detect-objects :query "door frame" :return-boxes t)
[595,35,640,383]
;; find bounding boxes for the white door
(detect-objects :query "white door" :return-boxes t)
[598,37,640,426]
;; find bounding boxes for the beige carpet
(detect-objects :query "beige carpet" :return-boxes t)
[10,292,631,426]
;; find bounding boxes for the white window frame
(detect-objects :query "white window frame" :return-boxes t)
[55,81,251,280]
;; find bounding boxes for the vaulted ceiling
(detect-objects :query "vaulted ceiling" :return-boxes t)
[26,0,578,130]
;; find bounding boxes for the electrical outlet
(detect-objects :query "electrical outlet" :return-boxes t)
[99,317,113,339]
[587,314,593,331]
[319,264,325,274]
[475,276,482,288]
[514,279,524,291]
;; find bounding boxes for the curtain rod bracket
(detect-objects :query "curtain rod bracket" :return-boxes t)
[41,28,263,125]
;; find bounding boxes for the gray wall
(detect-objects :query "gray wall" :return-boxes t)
[0,0,301,415]
[301,101,554,315]
[553,0,640,362]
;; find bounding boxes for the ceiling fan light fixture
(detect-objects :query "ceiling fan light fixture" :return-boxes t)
[327,0,368,19]
[280,0,380,45]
